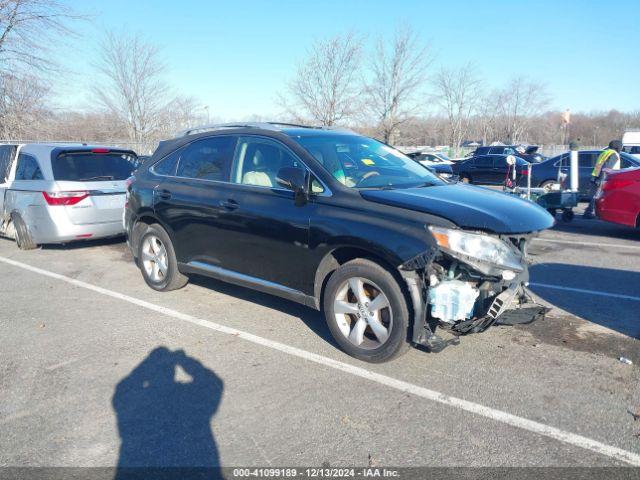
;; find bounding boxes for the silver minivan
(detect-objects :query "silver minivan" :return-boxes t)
[0,143,138,249]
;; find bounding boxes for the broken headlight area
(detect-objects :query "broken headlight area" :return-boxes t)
[402,229,546,348]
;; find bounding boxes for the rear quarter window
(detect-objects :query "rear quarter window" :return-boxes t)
[15,153,44,180]
[52,151,137,181]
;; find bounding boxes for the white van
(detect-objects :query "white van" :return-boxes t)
[622,130,640,158]
[0,143,138,249]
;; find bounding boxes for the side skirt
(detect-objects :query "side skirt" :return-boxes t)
[179,261,319,309]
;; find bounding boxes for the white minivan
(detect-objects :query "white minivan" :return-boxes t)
[622,130,640,159]
[0,143,138,249]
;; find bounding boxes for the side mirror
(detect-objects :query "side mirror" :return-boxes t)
[276,167,308,205]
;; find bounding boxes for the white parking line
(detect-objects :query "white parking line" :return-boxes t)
[533,237,640,250]
[530,282,640,302]
[1,254,639,467]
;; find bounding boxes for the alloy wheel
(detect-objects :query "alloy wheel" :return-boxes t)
[141,235,169,283]
[333,277,393,350]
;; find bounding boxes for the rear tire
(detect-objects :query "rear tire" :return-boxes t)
[137,224,188,291]
[540,180,557,192]
[561,209,574,222]
[11,214,37,250]
[323,259,410,363]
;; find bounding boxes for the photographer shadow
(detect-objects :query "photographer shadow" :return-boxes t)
[112,347,224,479]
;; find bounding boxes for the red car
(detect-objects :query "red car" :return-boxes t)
[595,167,640,228]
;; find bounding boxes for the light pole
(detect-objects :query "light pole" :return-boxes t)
[204,105,210,124]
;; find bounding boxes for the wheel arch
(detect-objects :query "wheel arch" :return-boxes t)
[538,178,556,187]
[130,212,173,258]
[313,246,408,311]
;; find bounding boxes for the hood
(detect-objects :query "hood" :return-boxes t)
[360,183,554,234]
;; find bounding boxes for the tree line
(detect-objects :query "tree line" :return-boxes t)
[1,2,638,155]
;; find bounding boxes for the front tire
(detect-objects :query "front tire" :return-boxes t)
[137,224,188,291]
[323,259,410,363]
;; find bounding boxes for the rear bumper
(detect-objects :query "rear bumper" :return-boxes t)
[595,198,637,227]
[25,205,124,244]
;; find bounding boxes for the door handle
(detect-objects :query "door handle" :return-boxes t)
[156,189,172,200]
[220,199,239,210]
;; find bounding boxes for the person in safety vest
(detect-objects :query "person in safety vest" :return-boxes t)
[583,140,622,219]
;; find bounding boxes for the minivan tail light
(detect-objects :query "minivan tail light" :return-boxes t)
[42,191,90,206]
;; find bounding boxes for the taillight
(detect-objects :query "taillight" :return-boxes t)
[42,191,90,206]
[602,179,634,191]
[91,148,110,154]
[125,176,135,189]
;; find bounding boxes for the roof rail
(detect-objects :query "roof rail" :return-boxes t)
[177,121,354,137]
[177,122,278,137]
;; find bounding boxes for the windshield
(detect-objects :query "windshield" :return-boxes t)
[293,135,444,189]
[53,151,138,181]
[435,153,450,161]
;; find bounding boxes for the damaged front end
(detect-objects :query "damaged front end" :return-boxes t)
[401,227,548,350]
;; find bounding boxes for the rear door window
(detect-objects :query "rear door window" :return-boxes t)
[578,152,598,168]
[176,136,236,181]
[53,151,137,181]
[488,147,504,155]
[15,153,44,180]
[554,154,569,167]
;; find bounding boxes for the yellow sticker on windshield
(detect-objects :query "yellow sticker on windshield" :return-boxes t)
[362,158,375,165]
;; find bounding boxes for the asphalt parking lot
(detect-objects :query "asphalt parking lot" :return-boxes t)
[1,208,639,469]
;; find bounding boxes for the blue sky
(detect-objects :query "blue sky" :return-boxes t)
[56,0,639,119]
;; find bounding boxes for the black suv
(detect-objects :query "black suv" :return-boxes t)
[125,123,553,362]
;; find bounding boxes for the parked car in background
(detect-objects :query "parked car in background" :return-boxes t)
[406,151,454,179]
[622,130,640,159]
[529,150,640,200]
[452,151,530,185]
[0,143,138,249]
[406,151,453,165]
[595,167,640,228]
[467,145,545,163]
[125,122,553,362]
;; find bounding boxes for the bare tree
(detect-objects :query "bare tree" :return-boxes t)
[280,33,362,126]
[432,64,482,155]
[0,0,79,73]
[495,77,550,143]
[364,27,431,144]
[0,72,49,138]
[157,95,205,136]
[93,31,171,144]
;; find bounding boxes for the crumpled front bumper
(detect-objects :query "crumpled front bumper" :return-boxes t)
[400,242,547,348]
